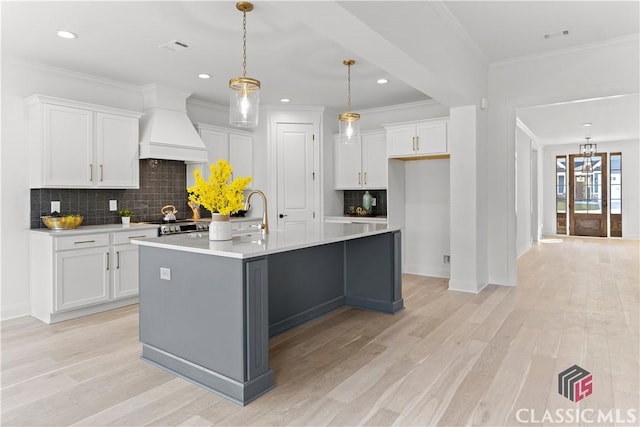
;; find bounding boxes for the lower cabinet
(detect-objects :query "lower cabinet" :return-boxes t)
[30,227,158,323]
[56,246,110,311]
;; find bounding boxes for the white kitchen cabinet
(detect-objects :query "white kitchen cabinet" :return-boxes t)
[334,130,387,189]
[56,245,110,311]
[26,95,142,189]
[30,226,158,323]
[187,123,254,187]
[385,119,448,158]
[111,229,157,299]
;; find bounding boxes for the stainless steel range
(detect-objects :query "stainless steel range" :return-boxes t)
[145,220,210,236]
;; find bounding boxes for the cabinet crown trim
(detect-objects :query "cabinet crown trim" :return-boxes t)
[25,94,143,119]
[382,117,449,129]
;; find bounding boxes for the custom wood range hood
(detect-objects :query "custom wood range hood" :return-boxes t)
[138,83,208,163]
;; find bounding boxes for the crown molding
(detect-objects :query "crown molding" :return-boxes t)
[357,99,442,115]
[516,117,538,141]
[4,56,141,92]
[430,1,489,65]
[491,34,640,69]
[187,97,227,112]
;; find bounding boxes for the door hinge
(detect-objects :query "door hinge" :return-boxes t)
[313,134,315,141]
[312,172,315,180]
[313,212,316,219]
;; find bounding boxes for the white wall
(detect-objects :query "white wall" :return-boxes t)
[516,125,532,257]
[542,140,640,239]
[404,159,450,278]
[487,36,640,286]
[1,58,144,319]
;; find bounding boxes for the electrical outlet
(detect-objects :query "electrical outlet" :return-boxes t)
[372,198,377,207]
[109,200,118,211]
[51,201,60,213]
[160,267,171,281]
[443,255,451,264]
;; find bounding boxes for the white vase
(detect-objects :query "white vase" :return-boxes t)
[121,216,131,225]
[209,214,232,240]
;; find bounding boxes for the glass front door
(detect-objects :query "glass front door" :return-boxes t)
[569,153,608,237]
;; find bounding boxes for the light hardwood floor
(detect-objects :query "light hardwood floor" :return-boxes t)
[2,237,639,426]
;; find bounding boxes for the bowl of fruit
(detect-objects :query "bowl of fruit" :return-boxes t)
[41,213,84,230]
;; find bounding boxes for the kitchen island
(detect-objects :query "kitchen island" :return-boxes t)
[132,223,403,405]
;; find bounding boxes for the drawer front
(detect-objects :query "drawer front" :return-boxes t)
[55,233,109,251]
[112,228,158,245]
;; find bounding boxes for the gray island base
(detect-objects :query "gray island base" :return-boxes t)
[134,224,403,405]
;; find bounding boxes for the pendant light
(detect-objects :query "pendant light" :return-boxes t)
[579,136,597,173]
[229,2,260,128]
[338,59,360,144]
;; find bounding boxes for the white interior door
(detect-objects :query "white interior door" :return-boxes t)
[276,123,316,232]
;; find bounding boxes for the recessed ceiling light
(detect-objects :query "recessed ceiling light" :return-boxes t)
[582,122,592,127]
[280,98,291,103]
[377,78,389,84]
[198,73,211,79]
[57,30,77,39]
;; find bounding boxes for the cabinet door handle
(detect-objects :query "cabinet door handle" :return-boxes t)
[412,137,416,151]
[127,235,146,239]
[89,164,93,181]
[358,172,361,185]
[106,252,110,271]
[364,172,367,185]
[116,251,120,269]
[74,240,95,244]
[416,136,420,151]
[100,164,103,182]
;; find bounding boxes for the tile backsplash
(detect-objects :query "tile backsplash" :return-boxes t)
[31,159,188,228]
[343,190,387,216]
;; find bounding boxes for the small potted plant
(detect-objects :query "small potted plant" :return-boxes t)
[118,209,133,225]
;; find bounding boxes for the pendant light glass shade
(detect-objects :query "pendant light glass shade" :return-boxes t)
[229,2,260,128]
[338,59,360,144]
[229,77,260,128]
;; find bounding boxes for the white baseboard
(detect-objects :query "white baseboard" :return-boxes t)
[403,263,450,279]
[448,279,489,294]
[1,303,30,321]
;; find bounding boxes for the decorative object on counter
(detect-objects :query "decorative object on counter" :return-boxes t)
[188,159,252,240]
[161,205,178,222]
[118,209,133,225]
[338,59,360,144]
[187,200,201,220]
[229,1,260,128]
[362,190,373,212]
[41,214,83,230]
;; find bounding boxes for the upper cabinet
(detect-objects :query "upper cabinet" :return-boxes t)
[334,130,387,189]
[385,118,448,159]
[26,95,142,189]
[188,124,254,187]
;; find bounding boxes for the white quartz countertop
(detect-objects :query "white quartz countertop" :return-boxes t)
[132,223,400,259]
[324,215,387,224]
[30,223,159,236]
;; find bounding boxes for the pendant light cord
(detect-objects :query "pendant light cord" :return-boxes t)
[346,63,352,112]
[242,11,247,77]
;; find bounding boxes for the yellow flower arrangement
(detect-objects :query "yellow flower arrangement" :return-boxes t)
[187,159,252,216]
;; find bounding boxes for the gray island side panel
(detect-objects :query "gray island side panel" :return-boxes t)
[345,231,403,313]
[138,246,245,381]
[267,242,345,336]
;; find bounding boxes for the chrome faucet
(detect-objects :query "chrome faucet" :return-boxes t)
[244,190,269,235]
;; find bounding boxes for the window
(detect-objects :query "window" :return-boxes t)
[610,153,622,214]
[556,156,566,213]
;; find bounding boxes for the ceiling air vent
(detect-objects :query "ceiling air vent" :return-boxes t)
[158,40,191,52]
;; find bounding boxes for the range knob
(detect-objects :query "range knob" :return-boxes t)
[160,225,169,234]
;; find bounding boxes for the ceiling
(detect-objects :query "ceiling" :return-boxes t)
[2,1,639,142]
